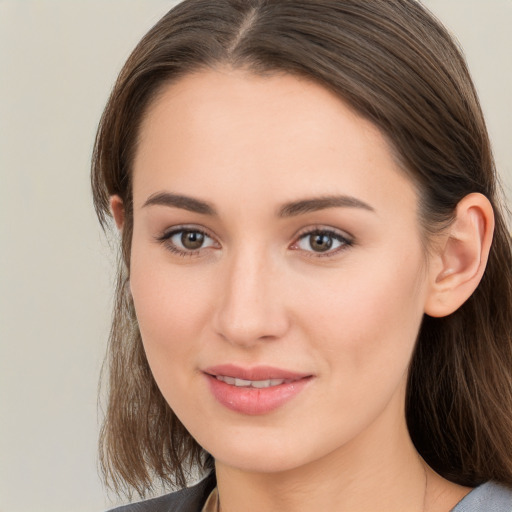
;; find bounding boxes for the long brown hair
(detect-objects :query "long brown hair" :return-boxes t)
[92,0,512,498]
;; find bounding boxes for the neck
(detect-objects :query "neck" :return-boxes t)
[215,393,428,512]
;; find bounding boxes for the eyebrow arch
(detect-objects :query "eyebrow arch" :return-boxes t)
[142,192,374,217]
[142,192,217,215]
[278,195,375,217]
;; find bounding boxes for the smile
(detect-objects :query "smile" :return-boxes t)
[204,365,313,415]
[214,376,293,388]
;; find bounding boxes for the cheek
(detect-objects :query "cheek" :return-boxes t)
[128,243,213,386]
[295,248,427,382]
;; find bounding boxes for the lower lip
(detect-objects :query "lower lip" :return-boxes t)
[205,374,312,415]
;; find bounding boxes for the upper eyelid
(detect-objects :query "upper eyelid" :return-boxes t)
[158,224,216,240]
[293,225,354,242]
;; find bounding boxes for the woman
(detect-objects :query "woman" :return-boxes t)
[91,0,512,510]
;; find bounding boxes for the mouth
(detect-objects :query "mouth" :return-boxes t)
[213,375,295,388]
[203,364,313,415]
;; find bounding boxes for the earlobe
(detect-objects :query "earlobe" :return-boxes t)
[110,195,125,231]
[424,193,494,318]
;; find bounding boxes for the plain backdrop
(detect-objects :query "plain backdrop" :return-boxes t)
[0,1,510,511]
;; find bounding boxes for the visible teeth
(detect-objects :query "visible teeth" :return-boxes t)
[252,379,272,388]
[215,375,287,388]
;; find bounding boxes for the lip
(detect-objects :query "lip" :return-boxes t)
[204,364,310,381]
[203,364,313,415]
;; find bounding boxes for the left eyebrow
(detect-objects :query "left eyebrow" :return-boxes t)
[278,195,375,217]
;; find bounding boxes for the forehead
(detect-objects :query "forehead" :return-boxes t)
[132,68,418,217]
[136,68,381,165]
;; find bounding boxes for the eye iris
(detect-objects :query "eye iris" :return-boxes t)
[310,233,333,252]
[181,231,204,250]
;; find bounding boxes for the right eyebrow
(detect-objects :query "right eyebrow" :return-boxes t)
[142,192,217,216]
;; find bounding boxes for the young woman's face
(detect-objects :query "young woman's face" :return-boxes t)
[128,69,435,474]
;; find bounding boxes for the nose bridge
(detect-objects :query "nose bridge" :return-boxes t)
[214,243,288,346]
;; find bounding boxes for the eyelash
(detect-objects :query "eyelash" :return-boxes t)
[156,226,354,258]
[157,226,217,257]
[291,228,354,258]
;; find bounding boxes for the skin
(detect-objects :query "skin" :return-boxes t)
[112,68,493,511]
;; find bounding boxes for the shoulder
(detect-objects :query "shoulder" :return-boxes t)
[451,481,512,512]
[106,473,216,512]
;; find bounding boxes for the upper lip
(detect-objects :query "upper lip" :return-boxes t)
[204,364,311,381]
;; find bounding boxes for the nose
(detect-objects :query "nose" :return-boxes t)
[212,248,290,347]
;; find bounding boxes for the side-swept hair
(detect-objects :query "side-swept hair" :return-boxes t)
[92,0,512,498]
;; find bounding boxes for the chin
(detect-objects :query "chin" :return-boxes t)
[214,447,306,474]
[198,427,332,475]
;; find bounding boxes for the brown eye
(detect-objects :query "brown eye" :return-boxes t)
[160,228,218,255]
[309,233,333,252]
[294,229,352,255]
[181,230,205,250]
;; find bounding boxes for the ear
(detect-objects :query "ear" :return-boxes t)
[110,195,125,231]
[424,193,494,317]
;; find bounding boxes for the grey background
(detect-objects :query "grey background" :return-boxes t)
[0,1,510,511]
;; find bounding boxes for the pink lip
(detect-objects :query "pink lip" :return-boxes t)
[203,364,313,415]
[205,364,310,381]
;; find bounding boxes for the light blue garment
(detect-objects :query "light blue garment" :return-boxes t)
[451,481,512,511]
